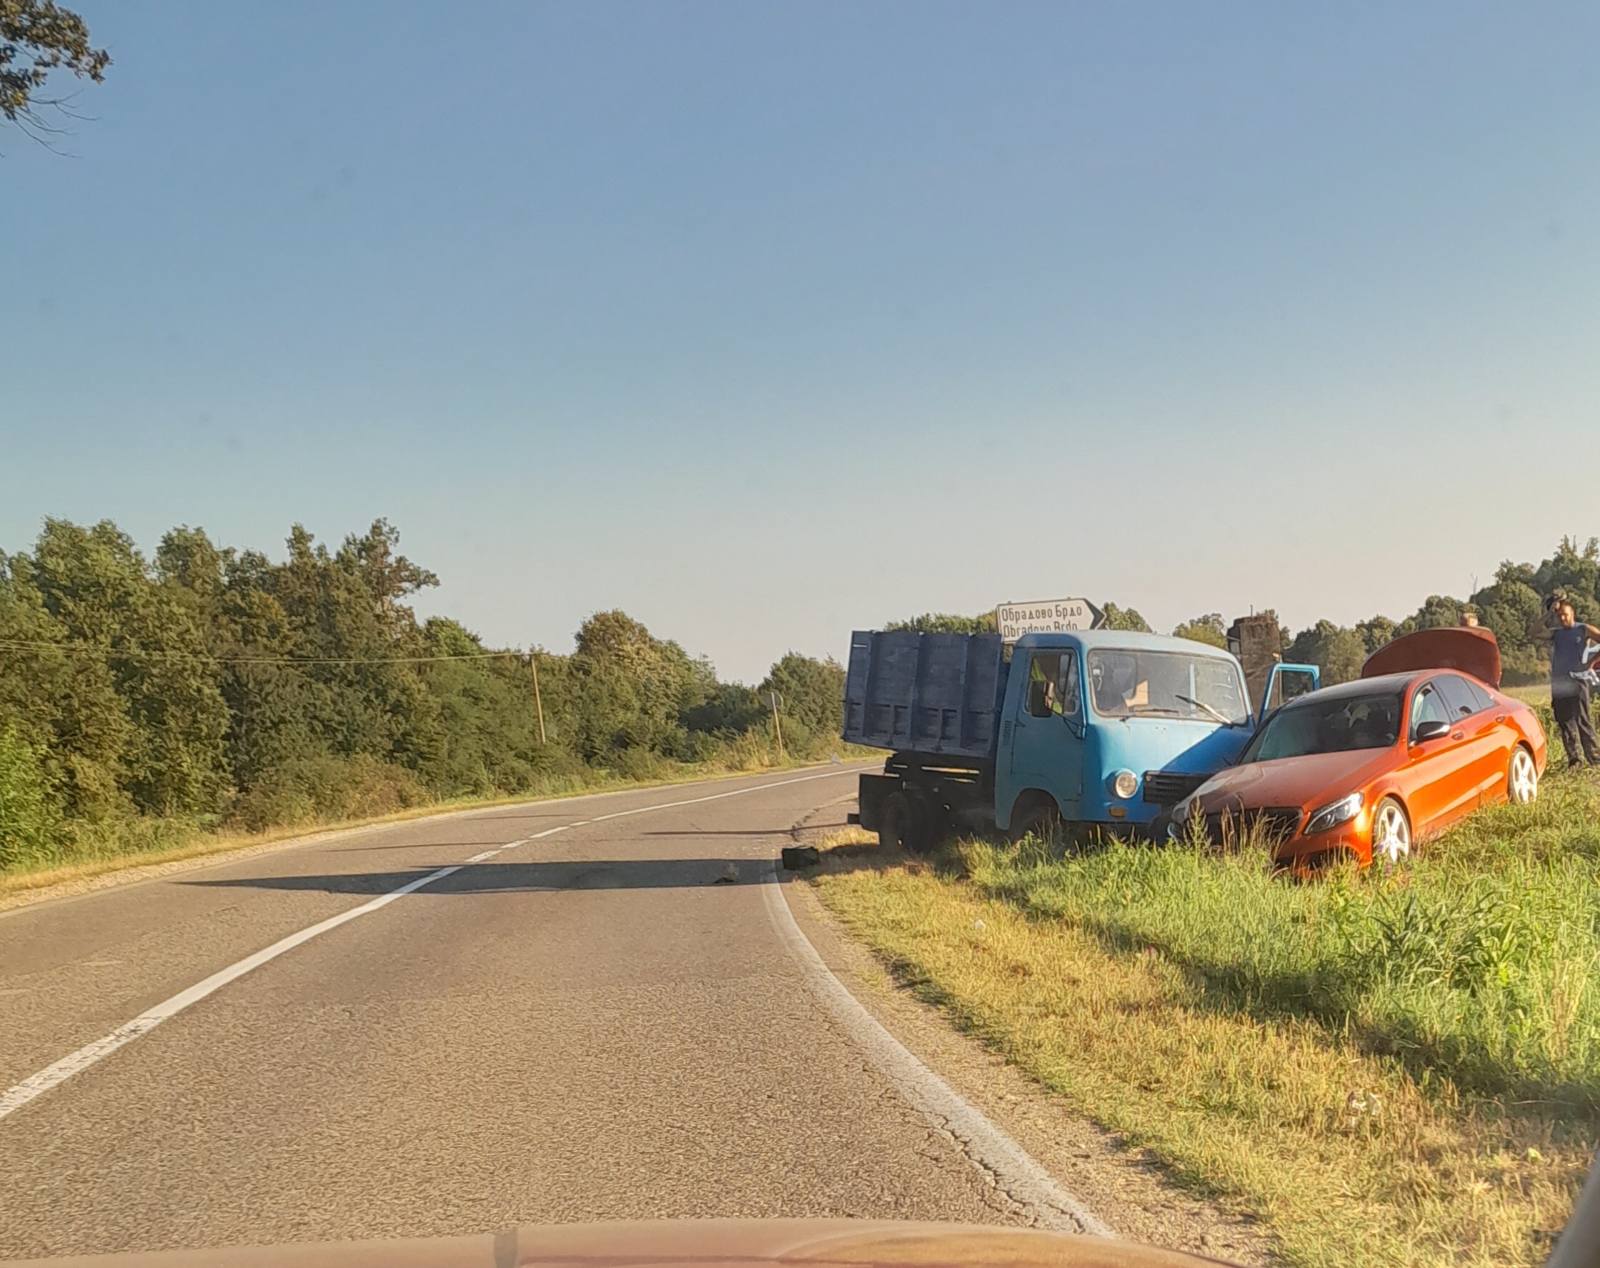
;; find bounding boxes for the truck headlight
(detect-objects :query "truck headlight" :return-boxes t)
[1111,769,1139,800]
[1305,792,1362,836]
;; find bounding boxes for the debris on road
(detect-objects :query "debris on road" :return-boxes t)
[781,846,821,870]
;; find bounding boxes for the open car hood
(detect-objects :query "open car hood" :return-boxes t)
[1361,626,1502,688]
[20,1219,1236,1268]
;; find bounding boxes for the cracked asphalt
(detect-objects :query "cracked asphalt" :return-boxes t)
[0,768,1037,1260]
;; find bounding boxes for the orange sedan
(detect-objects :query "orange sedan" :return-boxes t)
[1170,628,1547,868]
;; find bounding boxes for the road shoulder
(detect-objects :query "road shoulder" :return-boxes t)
[780,800,1278,1265]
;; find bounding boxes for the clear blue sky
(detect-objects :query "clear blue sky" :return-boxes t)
[4,2,1598,682]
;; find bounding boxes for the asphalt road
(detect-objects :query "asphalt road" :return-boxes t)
[0,767,1044,1261]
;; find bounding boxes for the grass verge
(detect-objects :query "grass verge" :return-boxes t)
[808,772,1600,1268]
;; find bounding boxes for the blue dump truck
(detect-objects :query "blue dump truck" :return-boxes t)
[843,628,1317,849]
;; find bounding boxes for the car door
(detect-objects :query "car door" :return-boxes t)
[1437,673,1515,806]
[1008,649,1084,817]
[1401,678,1480,836]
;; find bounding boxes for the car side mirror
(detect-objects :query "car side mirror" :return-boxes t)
[1413,719,1451,744]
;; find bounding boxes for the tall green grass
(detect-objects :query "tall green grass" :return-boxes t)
[959,771,1600,1109]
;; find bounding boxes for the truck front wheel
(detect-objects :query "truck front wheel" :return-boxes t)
[1009,796,1064,846]
[1004,794,1094,851]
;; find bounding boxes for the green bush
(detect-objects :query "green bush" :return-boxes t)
[611,746,670,782]
[58,814,206,866]
[229,754,430,832]
[0,726,65,870]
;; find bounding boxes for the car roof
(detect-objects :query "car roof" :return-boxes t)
[1014,630,1238,658]
[1281,670,1429,707]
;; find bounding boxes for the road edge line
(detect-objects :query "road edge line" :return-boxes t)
[760,865,1114,1238]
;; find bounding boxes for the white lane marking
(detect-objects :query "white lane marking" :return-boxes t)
[0,766,860,1123]
[0,864,462,1122]
[760,867,1113,1237]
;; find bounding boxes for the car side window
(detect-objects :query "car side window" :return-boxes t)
[1466,677,1495,713]
[1026,652,1064,717]
[1440,674,1492,717]
[1410,682,1451,737]
[1432,675,1473,720]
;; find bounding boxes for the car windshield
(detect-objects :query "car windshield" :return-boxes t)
[1085,650,1249,724]
[1241,692,1403,763]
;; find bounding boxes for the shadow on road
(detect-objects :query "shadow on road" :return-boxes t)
[181,857,783,894]
[641,829,797,838]
[329,840,526,852]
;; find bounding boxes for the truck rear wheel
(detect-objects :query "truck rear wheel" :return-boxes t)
[880,790,935,854]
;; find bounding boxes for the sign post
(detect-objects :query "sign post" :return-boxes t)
[769,691,785,760]
[995,597,1105,642]
[530,649,547,744]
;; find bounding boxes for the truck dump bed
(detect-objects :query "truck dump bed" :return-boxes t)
[841,630,1006,759]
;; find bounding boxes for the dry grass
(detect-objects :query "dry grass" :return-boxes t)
[808,802,1599,1268]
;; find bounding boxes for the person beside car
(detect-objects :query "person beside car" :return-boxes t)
[1534,598,1600,768]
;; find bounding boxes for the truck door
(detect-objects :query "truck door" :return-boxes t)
[1007,649,1083,818]
[1258,663,1320,725]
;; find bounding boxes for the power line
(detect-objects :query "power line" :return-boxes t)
[0,637,532,668]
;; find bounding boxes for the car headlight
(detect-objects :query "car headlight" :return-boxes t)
[1305,792,1363,836]
[1111,769,1139,800]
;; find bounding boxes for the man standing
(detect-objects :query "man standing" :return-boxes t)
[1536,597,1600,768]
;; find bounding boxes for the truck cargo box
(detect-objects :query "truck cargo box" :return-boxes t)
[841,630,1006,760]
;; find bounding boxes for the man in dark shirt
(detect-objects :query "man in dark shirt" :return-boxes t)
[1539,599,1600,767]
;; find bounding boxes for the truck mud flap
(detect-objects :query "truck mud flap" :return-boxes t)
[857,773,897,832]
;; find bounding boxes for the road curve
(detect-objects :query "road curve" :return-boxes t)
[0,767,1064,1260]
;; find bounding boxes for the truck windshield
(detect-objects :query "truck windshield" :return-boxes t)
[1085,650,1249,724]
[1240,691,1403,762]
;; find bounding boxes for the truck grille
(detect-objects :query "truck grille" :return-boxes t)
[1143,770,1208,806]
[1203,808,1303,847]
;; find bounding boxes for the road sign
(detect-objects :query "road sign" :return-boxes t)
[995,597,1105,641]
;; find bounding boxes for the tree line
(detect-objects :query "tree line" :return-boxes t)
[889,534,1600,688]
[0,518,845,870]
[1170,537,1599,686]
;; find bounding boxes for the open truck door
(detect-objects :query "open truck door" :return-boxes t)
[1258,662,1319,726]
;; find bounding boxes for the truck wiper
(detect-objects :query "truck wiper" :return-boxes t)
[1174,693,1236,726]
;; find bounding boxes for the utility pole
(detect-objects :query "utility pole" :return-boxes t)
[769,690,785,761]
[530,649,547,745]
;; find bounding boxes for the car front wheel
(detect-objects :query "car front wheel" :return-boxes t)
[1508,745,1538,805]
[1370,796,1411,865]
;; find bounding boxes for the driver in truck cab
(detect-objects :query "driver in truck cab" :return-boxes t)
[1028,652,1063,715]
[1091,653,1147,713]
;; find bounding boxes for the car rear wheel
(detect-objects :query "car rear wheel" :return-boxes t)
[1370,796,1411,864]
[1508,746,1538,805]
